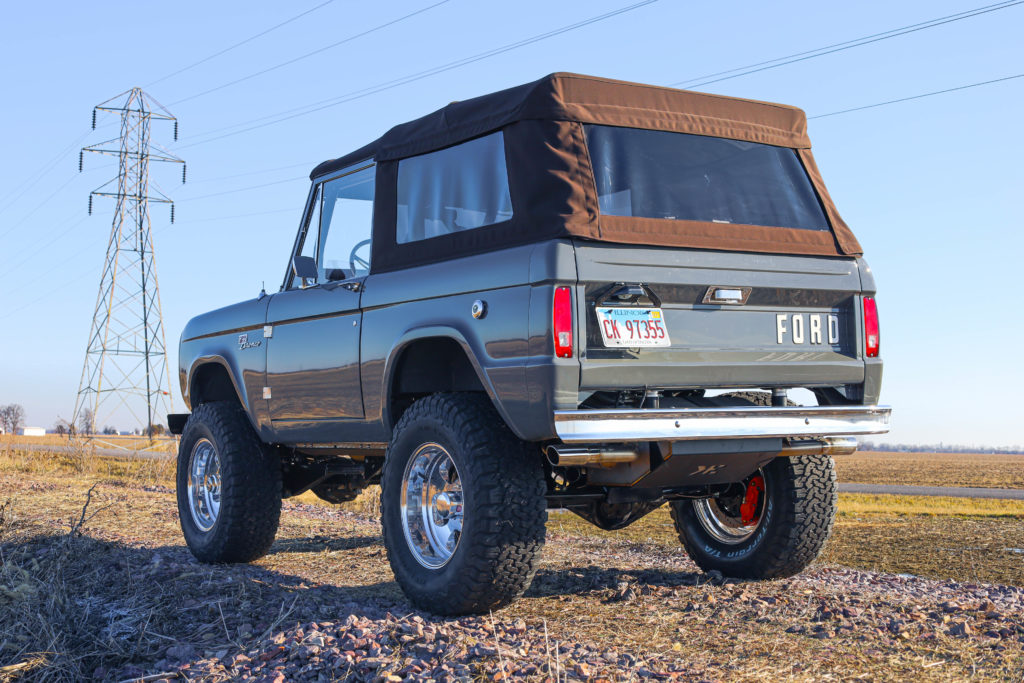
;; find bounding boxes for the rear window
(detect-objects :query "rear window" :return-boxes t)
[585,125,829,231]
[396,132,513,244]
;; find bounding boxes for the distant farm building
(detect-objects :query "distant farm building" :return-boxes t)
[16,427,46,436]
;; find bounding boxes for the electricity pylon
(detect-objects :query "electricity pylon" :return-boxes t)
[72,88,185,436]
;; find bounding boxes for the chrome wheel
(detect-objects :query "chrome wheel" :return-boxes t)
[188,438,221,532]
[401,442,464,569]
[693,472,766,545]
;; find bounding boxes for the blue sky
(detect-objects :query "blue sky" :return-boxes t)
[1,0,1021,446]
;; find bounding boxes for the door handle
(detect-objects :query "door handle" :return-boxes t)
[334,280,362,293]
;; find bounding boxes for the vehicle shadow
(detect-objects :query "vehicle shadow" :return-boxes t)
[267,533,380,554]
[526,564,707,599]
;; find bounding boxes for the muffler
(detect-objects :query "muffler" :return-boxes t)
[780,437,858,457]
[545,445,641,467]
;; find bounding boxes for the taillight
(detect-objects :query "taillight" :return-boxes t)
[553,286,573,358]
[863,296,880,358]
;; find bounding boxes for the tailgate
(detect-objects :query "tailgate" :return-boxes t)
[575,242,865,391]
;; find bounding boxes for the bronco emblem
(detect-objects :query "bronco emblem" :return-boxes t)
[238,333,262,350]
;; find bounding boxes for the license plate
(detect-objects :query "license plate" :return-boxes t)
[596,307,671,347]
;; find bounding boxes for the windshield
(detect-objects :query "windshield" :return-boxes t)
[585,125,830,231]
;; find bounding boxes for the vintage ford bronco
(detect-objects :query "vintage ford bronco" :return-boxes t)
[170,73,890,615]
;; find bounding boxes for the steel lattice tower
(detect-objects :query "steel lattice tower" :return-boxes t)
[73,88,185,435]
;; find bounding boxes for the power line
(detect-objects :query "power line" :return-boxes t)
[0,172,83,242]
[174,0,660,149]
[0,130,92,219]
[809,72,1024,119]
[168,1,451,106]
[0,213,91,282]
[176,175,305,202]
[0,205,295,322]
[145,0,338,88]
[171,206,298,223]
[187,160,319,184]
[671,0,1024,89]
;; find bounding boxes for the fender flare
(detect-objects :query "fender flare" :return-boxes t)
[186,355,249,412]
[380,325,521,437]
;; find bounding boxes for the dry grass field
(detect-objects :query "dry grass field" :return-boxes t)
[835,450,1024,489]
[0,434,177,454]
[2,446,1024,681]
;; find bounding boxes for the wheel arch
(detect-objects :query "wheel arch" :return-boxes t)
[381,328,521,437]
[187,356,247,411]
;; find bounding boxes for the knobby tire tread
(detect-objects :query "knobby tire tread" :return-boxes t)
[177,401,281,563]
[381,393,546,615]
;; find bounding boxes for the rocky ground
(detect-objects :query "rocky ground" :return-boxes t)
[1,472,1023,681]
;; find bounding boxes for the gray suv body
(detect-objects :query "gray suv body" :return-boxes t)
[170,73,890,615]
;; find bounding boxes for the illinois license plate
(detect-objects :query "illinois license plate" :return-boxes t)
[596,307,671,347]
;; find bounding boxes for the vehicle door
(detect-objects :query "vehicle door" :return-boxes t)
[265,162,375,434]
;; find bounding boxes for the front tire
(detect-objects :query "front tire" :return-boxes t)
[670,455,836,579]
[381,393,547,615]
[176,401,281,563]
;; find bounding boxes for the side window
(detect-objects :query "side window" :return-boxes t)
[396,132,512,244]
[319,164,375,280]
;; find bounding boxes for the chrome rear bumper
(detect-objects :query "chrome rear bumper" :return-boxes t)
[553,405,891,443]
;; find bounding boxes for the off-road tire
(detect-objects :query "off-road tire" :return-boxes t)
[381,393,547,615]
[670,454,836,579]
[176,401,281,563]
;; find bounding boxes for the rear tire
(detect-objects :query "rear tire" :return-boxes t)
[381,393,547,615]
[176,401,281,563]
[670,454,836,579]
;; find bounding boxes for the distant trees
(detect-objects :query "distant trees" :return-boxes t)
[102,426,118,435]
[77,409,95,435]
[146,423,167,437]
[54,418,73,437]
[861,441,1024,455]
[0,404,25,434]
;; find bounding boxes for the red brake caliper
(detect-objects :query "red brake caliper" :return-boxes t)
[739,475,765,525]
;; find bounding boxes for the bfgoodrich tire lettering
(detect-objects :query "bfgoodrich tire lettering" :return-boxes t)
[381,393,547,615]
[670,455,836,579]
[176,401,281,563]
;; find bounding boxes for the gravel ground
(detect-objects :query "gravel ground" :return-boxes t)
[2,475,1024,681]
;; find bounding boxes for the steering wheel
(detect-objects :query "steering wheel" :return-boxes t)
[349,239,372,274]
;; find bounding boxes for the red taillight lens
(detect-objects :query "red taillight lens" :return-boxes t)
[553,286,573,358]
[863,296,880,358]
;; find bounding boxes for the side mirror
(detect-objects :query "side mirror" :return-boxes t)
[292,255,318,288]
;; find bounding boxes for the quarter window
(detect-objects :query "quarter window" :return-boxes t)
[396,132,513,244]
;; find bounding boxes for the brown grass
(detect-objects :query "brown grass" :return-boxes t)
[835,450,1024,489]
[0,444,174,487]
[0,434,177,453]
[2,451,1024,681]
[547,499,1024,587]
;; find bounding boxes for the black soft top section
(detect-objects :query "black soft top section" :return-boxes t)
[311,74,569,177]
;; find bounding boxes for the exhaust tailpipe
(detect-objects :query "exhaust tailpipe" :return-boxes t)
[780,437,858,457]
[545,445,641,467]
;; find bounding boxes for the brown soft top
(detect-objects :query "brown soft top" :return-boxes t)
[317,73,861,272]
[312,73,812,177]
